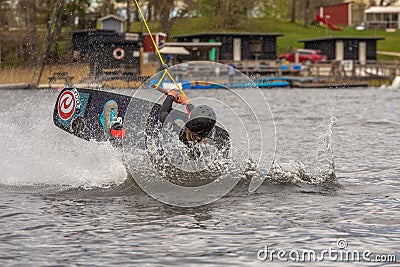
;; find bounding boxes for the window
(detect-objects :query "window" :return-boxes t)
[383,13,390,22]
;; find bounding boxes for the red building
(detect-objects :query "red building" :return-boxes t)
[315,2,352,26]
[141,32,167,63]
[142,33,167,52]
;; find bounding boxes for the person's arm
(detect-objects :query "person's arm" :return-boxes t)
[160,89,180,124]
[160,90,192,124]
[159,95,175,124]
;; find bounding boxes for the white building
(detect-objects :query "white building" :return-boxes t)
[364,6,400,29]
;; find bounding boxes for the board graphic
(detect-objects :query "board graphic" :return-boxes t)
[53,88,131,141]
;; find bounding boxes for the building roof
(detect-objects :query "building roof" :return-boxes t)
[159,46,190,55]
[365,6,400,14]
[299,36,384,42]
[174,32,284,38]
[143,32,167,37]
[98,15,125,22]
[160,42,222,47]
[72,30,116,34]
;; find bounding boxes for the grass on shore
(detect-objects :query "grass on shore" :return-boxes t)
[131,17,400,58]
[0,63,143,89]
[0,64,90,85]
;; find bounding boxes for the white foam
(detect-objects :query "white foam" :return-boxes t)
[0,93,127,188]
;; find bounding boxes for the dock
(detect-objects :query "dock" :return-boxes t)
[0,83,33,90]
[291,80,369,89]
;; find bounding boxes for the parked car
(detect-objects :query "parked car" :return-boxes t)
[278,49,327,64]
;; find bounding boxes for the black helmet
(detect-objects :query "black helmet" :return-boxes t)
[186,105,216,137]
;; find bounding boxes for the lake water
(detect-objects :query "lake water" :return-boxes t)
[0,87,399,266]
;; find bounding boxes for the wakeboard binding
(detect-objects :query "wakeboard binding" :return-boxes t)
[100,100,126,140]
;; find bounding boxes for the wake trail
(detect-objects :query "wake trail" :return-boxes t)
[0,92,126,188]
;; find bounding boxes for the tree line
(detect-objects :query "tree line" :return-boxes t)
[0,0,397,67]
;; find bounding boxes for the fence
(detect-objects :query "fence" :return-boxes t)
[312,60,400,80]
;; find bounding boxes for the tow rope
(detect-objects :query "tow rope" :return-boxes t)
[133,0,187,98]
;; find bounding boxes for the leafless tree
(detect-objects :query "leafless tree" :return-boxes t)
[370,0,399,6]
[157,0,175,38]
[215,0,253,29]
[126,0,131,32]
[290,0,296,23]
[304,0,311,27]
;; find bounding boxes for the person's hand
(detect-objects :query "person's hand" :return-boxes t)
[175,94,190,105]
[167,89,178,98]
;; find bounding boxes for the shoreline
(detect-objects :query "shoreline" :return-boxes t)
[0,62,395,90]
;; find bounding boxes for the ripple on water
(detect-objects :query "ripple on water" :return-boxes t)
[0,88,399,266]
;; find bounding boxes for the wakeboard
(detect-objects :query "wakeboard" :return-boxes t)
[53,87,230,149]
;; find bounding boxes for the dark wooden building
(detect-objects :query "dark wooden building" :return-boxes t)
[174,32,284,62]
[299,37,384,63]
[72,30,141,77]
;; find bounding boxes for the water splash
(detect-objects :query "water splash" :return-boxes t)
[124,123,233,187]
[0,90,337,193]
[318,112,337,182]
[0,93,127,188]
[250,113,337,186]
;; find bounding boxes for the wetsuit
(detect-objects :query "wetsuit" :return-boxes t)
[159,94,195,147]
[159,95,193,124]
